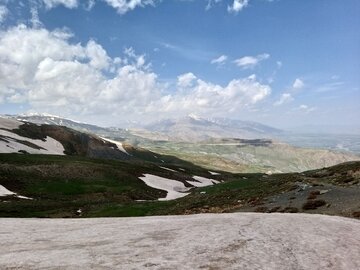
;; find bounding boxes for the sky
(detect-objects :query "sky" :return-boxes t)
[0,0,359,130]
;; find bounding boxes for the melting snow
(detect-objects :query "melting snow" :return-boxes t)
[159,166,177,172]
[187,175,220,187]
[138,174,190,201]
[0,118,22,130]
[0,129,65,155]
[0,185,32,200]
[209,171,220,175]
[0,213,359,269]
[100,137,129,155]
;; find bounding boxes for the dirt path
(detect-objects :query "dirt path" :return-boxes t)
[0,213,359,269]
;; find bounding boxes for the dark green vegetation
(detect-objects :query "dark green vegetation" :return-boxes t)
[1,153,359,218]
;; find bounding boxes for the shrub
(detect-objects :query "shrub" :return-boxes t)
[302,199,326,210]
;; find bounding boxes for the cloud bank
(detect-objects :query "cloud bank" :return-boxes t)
[0,25,271,124]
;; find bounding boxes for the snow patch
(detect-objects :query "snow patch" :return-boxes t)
[159,166,177,172]
[138,174,190,201]
[100,137,129,155]
[0,118,22,130]
[0,185,32,200]
[186,175,220,187]
[0,129,65,155]
[209,171,220,175]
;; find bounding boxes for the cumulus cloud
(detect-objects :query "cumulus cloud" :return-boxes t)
[234,53,270,69]
[274,93,293,106]
[273,78,304,107]
[165,73,270,116]
[0,25,271,123]
[228,0,249,13]
[211,55,227,65]
[177,73,197,88]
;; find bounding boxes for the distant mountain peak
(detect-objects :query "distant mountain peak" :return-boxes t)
[144,116,283,141]
[17,112,87,125]
[20,112,61,118]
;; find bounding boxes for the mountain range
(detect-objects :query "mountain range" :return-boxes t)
[2,114,359,173]
[141,114,283,141]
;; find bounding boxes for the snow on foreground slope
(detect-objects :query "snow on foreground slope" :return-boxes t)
[0,213,358,270]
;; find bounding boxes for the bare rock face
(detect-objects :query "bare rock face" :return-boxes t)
[0,213,359,270]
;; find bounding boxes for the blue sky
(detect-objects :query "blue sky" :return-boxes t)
[0,0,359,130]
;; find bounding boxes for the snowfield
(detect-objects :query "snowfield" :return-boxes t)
[0,213,359,270]
[0,118,65,155]
[0,185,32,200]
[0,117,22,130]
[0,129,65,155]
[139,174,190,200]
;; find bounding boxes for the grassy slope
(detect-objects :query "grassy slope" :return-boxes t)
[0,153,289,217]
[0,154,359,218]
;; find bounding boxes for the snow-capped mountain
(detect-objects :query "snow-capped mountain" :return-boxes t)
[143,114,283,141]
[13,113,110,133]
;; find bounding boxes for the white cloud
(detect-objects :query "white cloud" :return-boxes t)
[162,74,270,116]
[86,0,96,10]
[234,53,270,69]
[298,104,316,113]
[0,25,271,123]
[293,78,304,89]
[177,73,197,88]
[102,0,156,14]
[0,5,8,23]
[211,55,227,65]
[42,0,79,9]
[86,40,111,70]
[274,93,293,106]
[206,0,222,11]
[228,0,249,13]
